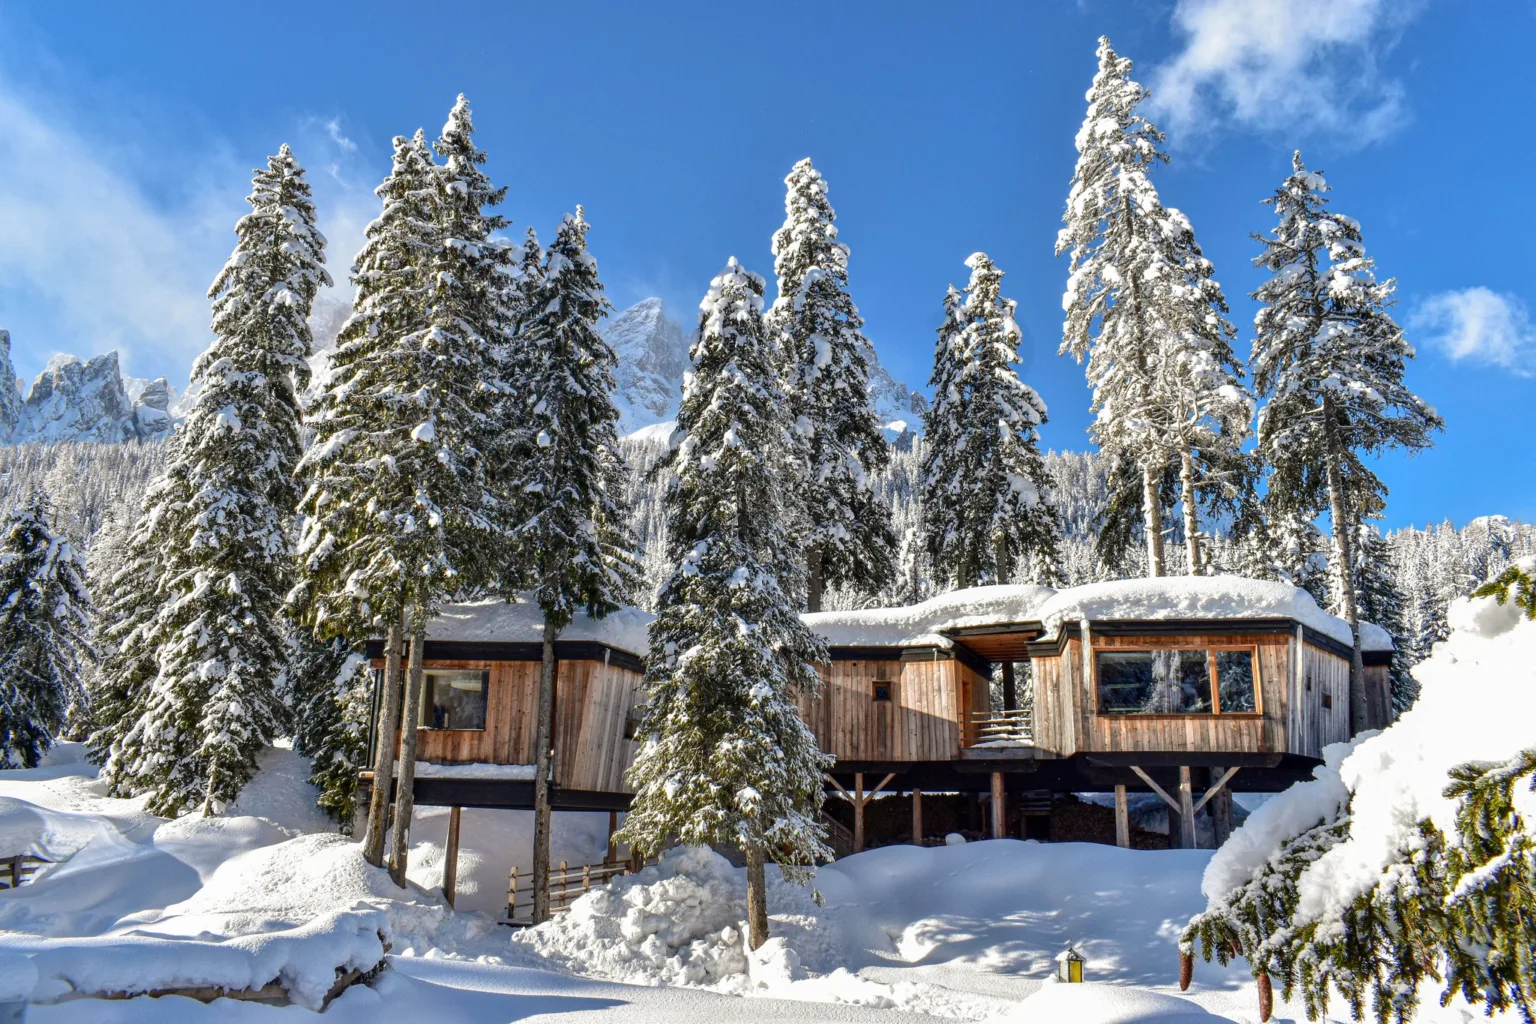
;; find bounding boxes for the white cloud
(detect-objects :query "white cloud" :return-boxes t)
[325,118,357,152]
[1148,0,1418,144]
[1410,287,1536,377]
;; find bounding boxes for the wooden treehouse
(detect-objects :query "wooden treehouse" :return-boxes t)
[363,576,1394,901]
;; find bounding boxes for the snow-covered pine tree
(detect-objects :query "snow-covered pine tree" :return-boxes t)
[506,207,638,922]
[0,499,93,766]
[1251,152,1442,734]
[919,286,970,586]
[1057,37,1254,578]
[765,158,897,611]
[1349,523,1416,712]
[617,259,831,951]
[291,631,372,831]
[293,130,439,864]
[107,146,328,816]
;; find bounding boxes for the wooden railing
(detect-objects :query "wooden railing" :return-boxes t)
[505,856,648,926]
[959,708,1034,748]
[0,854,51,889]
[821,810,855,859]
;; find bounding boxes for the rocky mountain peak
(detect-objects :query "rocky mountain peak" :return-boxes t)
[1,335,179,445]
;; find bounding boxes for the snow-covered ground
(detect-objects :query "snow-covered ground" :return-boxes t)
[0,741,1506,1022]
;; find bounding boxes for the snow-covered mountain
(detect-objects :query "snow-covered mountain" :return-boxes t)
[601,297,926,441]
[0,330,178,445]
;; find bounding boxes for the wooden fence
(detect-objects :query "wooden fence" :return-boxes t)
[959,708,1033,748]
[505,856,647,926]
[0,854,51,889]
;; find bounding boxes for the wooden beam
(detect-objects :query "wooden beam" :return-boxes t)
[990,772,1005,839]
[606,809,618,866]
[442,805,462,908]
[1129,766,1181,812]
[911,789,923,845]
[1192,767,1241,814]
[1114,784,1129,849]
[1178,766,1197,850]
[853,773,865,854]
[824,774,853,802]
[868,773,897,802]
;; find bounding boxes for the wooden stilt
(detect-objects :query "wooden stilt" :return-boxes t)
[442,806,461,908]
[1114,784,1130,848]
[853,773,865,853]
[1178,766,1197,850]
[911,789,923,846]
[606,810,618,866]
[990,772,1005,839]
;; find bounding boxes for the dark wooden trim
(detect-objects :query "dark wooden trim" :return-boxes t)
[1090,618,1298,638]
[363,639,644,674]
[1085,752,1285,768]
[408,777,634,811]
[943,621,1045,640]
[825,645,912,662]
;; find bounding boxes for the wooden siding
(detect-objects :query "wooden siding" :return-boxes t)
[553,657,646,794]
[403,659,540,765]
[799,655,965,761]
[1291,643,1351,758]
[1363,664,1393,732]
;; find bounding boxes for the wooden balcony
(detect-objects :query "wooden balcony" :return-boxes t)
[959,708,1035,749]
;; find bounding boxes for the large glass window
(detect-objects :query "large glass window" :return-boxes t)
[1096,647,1259,715]
[420,670,488,730]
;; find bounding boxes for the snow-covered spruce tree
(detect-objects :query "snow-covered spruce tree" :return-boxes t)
[107,147,328,817]
[0,499,93,766]
[1350,523,1417,711]
[291,631,372,831]
[920,253,1059,597]
[88,501,166,779]
[1251,152,1442,734]
[507,207,638,923]
[617,259,832,952]
[1057,37,1256,579]
[919,286,969,585]
[765,158,897,611]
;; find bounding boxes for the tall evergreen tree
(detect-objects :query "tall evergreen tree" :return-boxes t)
[765,158,897,611]
[922,255,1059,591]
[0,499,92,767]
[618,259,831,951]
[507,207,638,922]
[107,146,327,816]
[1056,37,1253,577]
[1251,152,1442,734]
[291,631,372,831]
[920,286,972,585]
[1349,522,1416,712]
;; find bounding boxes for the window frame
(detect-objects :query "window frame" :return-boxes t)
[1092,643,1263,717]
[871,680,894,703]
[419,668,491,732]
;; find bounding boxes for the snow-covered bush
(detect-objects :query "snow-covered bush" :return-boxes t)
[1183,559,1536,1022]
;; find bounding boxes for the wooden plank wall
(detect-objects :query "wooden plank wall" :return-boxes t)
[1294,644,1351,758]
[799,656,963,761]
[554,659,646,794]
[1364,664,1393,732]
[400,659,540,765]
[1029,646,1077,758]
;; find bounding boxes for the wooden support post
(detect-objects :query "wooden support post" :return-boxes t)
[990,772,1005,839]
[442,806,462,908]
[606,810,618,866]
[1212,789,1234,847]
[853,772,865,854]
[911,789,923,846]
[1178,766,1197,850]
[1114,784,1129,849]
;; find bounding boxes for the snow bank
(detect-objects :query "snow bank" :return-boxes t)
[1199,584,1536,932]
[407,761,536,780]
[429,597,654,656]
[803,584,1057,648]
[1007,982,1221,1023]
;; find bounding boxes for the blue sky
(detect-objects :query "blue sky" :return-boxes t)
[1,1,1532,529]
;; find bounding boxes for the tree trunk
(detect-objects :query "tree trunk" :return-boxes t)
[388,606,426,887]
[806,544,824,613]
[1322,403,1367,735]
[995,529,1017,710]
[1001,662,1017,712]
[1179,449,1202,576]
[1142,458,1166,578]
[363,609,406,867]
[745,843,769,951]
[532,630,558,923]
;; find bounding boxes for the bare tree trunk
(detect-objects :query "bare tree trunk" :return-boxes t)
[745,843,769,951]
[1180,449,1202,576]
[363,609,405,867]
[1142,458,1166,578]
[388,606,426,887]
[532,630,558,923]
[1322,400,1367,735]
[806,544,824,613]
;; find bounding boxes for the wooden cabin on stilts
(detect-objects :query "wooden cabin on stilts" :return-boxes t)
[359,576,1395,915]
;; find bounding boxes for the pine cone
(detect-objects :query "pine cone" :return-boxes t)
[1257,972,1273,1022]
[1179,951,1193,991]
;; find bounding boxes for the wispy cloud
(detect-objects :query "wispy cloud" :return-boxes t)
[1148,0,1419,145]
[1411,287,1536,377]
[0,68,379,386]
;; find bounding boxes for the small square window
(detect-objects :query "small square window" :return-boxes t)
[420,670,488,730]
[872,681,892,702]
[1321,694,1333,709]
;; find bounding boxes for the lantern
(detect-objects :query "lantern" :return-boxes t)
[1056,946,1085,983]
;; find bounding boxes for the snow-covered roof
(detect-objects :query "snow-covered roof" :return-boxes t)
[803,576,1392,652]
[802,585,1056,648]
[427,598,655,656]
